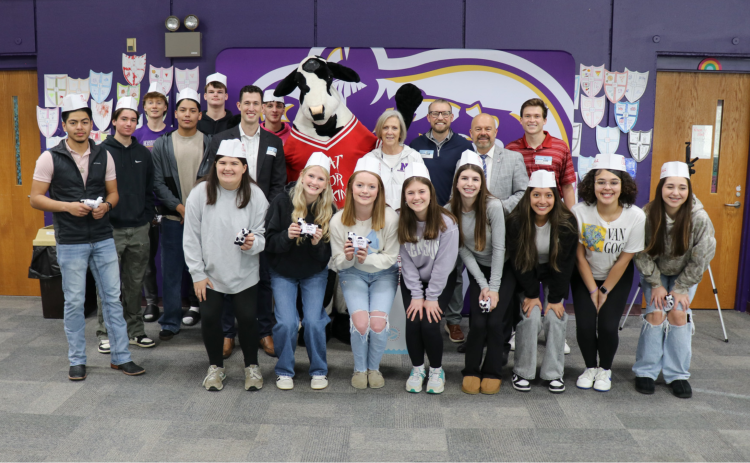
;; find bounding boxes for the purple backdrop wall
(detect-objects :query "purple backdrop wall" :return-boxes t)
[3,0,750,309]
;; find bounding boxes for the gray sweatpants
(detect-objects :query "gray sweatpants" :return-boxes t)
[445,256,464,326]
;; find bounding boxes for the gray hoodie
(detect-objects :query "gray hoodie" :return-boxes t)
[634,195,716,295]
[400,214,459,301]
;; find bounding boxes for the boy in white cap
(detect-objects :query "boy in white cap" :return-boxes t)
[30,94,145,380]
[198,72,239,135]
[260,89,291,143]
[134,82,170,151]
[94,97,156,353]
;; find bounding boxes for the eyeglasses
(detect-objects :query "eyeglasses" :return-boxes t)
[595,180,621,188]
[429,111,452,118]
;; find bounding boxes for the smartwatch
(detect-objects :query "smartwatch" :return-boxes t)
[599,286,609,295]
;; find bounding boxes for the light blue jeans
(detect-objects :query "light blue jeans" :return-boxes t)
[270,267,330,378]
[338,264,399,372]
[57,238,132,366]
[633,274,697,383]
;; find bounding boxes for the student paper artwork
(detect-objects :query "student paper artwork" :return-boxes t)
[45,135,67,150]
[691,125,713,159]
[89,71,113,104]
[175,67,200,93]
[615,101,639,133]
[577,155,595,181]
[580,95,605,128]
[596,126,621,155]
[122,53,146,86]
[574,75,580,110]
[624,69,648,103]
[604,70,628,104]
[571,122,582,157]
[117,83,140,103]
[36,106,59,138]
[91,99,113,132]
[44,74,67,107]
[580,64,605,97]
[149,65,173,94]
[67,78,90,102]
[90,130,109,145]
[628,129,653,162]
[625,158,637,179]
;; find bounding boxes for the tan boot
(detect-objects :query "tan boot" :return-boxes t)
[223,338,235,359]
[461,376,481,394]
[480,378,501,395]
[351,371,368,389]
[367,370,385,388]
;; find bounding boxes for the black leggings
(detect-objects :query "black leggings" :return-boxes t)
[400,269,456,369]
[570,261,634,370]
[462,261,516,380]
[201,285,258,368]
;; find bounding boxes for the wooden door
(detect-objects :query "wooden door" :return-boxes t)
[0,70,44,296]
[652,71,750,309]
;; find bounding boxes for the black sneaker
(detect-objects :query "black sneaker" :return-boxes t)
[669,379,692,399]
[143,304,160,322]
[68,365,87,381]
[159,329,178,341]
[129,335,156,348]
[635,376,655,395]
[512,374,531,392]
[182,307,201,326]
[548,378,565,394]
[111,361,146,376]
[98,339,111,354]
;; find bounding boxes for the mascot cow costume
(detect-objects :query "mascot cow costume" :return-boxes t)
[273,55,423,343]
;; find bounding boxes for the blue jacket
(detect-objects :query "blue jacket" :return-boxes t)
[409,131,473,205]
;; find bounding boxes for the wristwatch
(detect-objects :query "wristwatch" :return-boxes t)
[106,201,113,212]
[599,286,609,295]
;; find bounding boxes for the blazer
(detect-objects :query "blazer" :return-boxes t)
[201,125,287,202]
[487,147,529,215]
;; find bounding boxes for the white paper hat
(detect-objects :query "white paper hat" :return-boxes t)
[205,72,227,87]
[353,157,381,177]
[660,161,690,179]
[592,153,626,172]
[528,170,557,189]
[176,88,200,105]
[115,96,138,112]
[304,152,332,173]
[216,139,246,160]
[147,81,166,96]
[61,94,88,113]
[263,89,284,104]
[404,163,431,182]
[458,149,483,169]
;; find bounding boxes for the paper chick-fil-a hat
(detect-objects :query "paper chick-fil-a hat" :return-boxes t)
[147,81,167,96]
[205,72,227,87]
[660,161,691,180]
[404,163,431,182]
[458,150,483,169]
[216,139,246,160]
[353,157,381,177]
[61,94,88,113]
[176,88,200,105]
[528,170,557,189]
[592,153,627,172]
[115,96,138,112]
[305,152,332,173]
[263,89,285,104]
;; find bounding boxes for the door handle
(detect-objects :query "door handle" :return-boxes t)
[724,201,741,208]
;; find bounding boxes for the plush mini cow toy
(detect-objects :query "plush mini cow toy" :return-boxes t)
[274,55,422,208]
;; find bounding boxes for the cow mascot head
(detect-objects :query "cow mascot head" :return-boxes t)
[275,55,422,208]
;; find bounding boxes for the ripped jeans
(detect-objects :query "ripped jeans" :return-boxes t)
[633,274,697,383]
[338,264,399,372]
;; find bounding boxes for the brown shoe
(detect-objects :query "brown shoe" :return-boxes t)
[480,378,501,395]
[259,335,275,357]
[461,376,481,394]
[223,337,235,359]
[445,323,465,343]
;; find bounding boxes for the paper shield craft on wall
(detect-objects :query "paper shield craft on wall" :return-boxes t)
[580,95,605,128]
[596,126,621,154]
[122,53,146,86]
[90,130,109,145]
[37,107,59,138]
[91,99,113,132]
[625,158,637,179]
[577,155,595,181]
[67,77,90,102]
[175,67,200,93]
[149,65,173,94]
[580,64,605,98]
[117,83,140,103]
[604,70,628,104]
[615,101,639,133]
[44,74,67,107]
[89,71,112,103]
[571,123,582,157]
[574,75,580,110]
[46,135,67,150]
[628,129,653,162]
[624,69,648,103]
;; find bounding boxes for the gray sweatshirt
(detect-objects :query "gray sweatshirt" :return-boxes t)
[634,195,716,295]
[400,214,459,301]
[183,181,268,294]
[458,198,506,292]
[329,207,400,273]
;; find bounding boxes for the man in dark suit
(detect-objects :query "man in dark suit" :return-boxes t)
[203,85,287,358]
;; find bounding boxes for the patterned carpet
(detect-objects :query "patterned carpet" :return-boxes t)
[1,295,750,461]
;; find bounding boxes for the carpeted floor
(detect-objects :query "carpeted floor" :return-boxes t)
[1,295,750,462]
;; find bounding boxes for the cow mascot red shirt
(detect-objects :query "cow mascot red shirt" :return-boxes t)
[274,55,422,208]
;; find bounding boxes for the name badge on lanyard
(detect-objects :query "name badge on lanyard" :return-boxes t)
[535,155,552,166]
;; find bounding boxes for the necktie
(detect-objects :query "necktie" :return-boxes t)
[480,154,488,180]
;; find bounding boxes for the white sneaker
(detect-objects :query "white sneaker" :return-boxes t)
[244,365,263,391]
[276,375,294,390]
[564,341,571,354]
[509,333,516,351]
[202,365,226,391]
[405,365,426,393]
[576,367,600,389]
[593,368,612,392]
[426,367,445,394]
[311,375,328,390]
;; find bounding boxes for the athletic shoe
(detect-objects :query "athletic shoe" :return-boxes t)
[368,370,385,388]
[406,365,426,393]
[512,374,531,392]
[576,367,600,389]
[244,365,263,391]
[182,307,201,326]
[593,368,612,392]
[549,378,565,393]
[276,375,294,390]
[509,333,516,351]
[159,329,178,341]
[129,335,155,348]
[426,367,445,394]
[110,361,146,376]
[97,339,110,354]
[669,379,692,399]
[143,304,159,322]
[311,375,328,390]
[564,341,571,355]
[635,377,655,394]
[202,365,226,391]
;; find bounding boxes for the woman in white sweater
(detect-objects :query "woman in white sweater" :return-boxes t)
[183,139,269,392]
